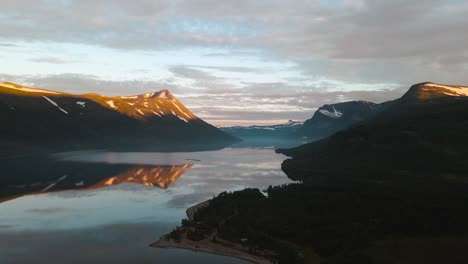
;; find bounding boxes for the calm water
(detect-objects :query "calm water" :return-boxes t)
[0,148,292,264]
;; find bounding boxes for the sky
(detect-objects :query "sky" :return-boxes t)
[0,0,467,126]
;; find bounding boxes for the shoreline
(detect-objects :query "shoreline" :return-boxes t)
[150,236,273,264]
[150,200,274,264]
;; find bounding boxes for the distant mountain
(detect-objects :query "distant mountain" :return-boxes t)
[221,120,307,148]
[222,120,302,138]
[0,82,238,152]
[299,100,390,140]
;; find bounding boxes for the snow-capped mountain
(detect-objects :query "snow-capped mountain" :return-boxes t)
[299,100,386,140]
[0,82,238,152]
[222,120,303,137]
[221,120,306,148]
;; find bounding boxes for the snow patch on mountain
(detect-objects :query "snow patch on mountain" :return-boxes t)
[171,101,192,118]
[105,177,117,185]
[42,96,69,115]
[144,92,156,99]
[319,107,343,118]
[75,180,84,187]
[106,100,116,109]
[76,101,86,107]
[156,90,170,99]
[178,116,190,123]
[42,175,67,192]
[120,95,138,99]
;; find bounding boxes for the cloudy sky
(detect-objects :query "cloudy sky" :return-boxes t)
[1,0,467,126]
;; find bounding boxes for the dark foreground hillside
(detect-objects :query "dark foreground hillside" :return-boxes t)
[160,83,468,264]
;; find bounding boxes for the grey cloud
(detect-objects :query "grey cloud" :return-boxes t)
[0,73,166,95]
[167,65,241,92]
[29,57,77,64]
[190,65,263,73]
[0,43,18,47]
[168,65,216,80]
[0,0,467,85]
[203,50,263,58]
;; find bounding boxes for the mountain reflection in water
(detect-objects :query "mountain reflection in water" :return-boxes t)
[0,164,193,203]
[84,164,193,189]
[0,148,291,264]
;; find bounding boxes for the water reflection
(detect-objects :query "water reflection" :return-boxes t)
[0,148,292,264]
[1,164,193,203]
[83,164,193,190]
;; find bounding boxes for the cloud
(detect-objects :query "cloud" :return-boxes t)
[0,0,466,125]
[29,57,77,64]
[189,65,262,73]
[0,43,18,47]
[168,65,215,81]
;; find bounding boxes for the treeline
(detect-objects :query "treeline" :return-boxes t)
[184,181,468,263]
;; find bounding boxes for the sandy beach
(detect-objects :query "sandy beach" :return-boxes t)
[151,234,273,264]
[150,200,275,264]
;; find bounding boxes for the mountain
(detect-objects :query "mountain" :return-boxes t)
[224,99,394,147]
[221,120,307,148]
[164,82,468,264]
[296,82,468,143]
[299,100,390,140]
[0,82,238,152]
[222,120,303,137]
[279,82,468,183]
[401,82,468,102]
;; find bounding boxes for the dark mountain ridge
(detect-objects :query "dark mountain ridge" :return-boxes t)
[279,82,468,183]
[0,82,238,152]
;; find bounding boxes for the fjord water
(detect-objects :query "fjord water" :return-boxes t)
[0,148,292,264]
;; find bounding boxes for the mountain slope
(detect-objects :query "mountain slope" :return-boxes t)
[299,100,390,140]
[0,82,238,152]
[279,82,468,183]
